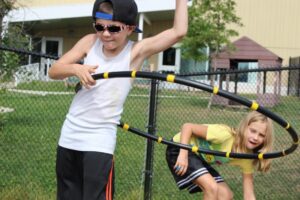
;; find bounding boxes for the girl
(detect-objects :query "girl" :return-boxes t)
[166,111,274,200]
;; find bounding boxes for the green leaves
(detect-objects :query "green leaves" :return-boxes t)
[181,0,242,62]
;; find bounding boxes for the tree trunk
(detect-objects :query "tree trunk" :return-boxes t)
[207,55,217,109]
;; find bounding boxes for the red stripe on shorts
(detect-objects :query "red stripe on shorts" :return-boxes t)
[106,160,114,200]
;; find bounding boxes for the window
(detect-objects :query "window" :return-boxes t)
[41,37,63,78]
[45,40,59,57]
[158,46,181,73]
[158,45,209,74]
[162,48,176,66]
[237,63,249,82]
[230,60,257,83]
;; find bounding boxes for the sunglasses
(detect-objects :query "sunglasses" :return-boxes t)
[93,23,125,33]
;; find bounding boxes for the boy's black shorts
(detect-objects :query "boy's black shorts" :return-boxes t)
[56,146,114,200]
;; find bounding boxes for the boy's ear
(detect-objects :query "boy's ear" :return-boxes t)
[127,26,135,35]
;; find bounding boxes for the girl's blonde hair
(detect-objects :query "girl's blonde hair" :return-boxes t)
[232,111,274,172]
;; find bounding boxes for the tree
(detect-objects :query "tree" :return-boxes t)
[1,0,30,81]
[181,0,243,109]
[0,0,16,80]
[181,0,242,63]
[0,0,16,44]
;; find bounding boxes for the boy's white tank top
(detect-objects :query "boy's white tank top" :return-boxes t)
[59,39,133,154]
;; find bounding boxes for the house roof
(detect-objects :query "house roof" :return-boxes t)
[6,0,178,23]
[213,36,282,61]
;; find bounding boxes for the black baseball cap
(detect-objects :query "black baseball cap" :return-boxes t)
[92,0,142,33]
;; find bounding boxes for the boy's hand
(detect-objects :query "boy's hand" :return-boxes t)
[75,65,98,89]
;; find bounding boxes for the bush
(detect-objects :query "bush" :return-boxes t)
[0,24,30,81]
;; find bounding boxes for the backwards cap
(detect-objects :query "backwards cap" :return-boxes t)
[92,0,142,33]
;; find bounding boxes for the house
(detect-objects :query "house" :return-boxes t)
[3,0,300,81]
[211,36,283,106]
[5,0,194,80]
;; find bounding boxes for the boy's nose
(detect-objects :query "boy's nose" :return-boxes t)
[102,29,112,36]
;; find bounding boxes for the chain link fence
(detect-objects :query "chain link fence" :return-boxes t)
[0,48,300,199]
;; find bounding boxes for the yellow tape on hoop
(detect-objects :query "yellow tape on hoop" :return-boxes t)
[131,71,137,78]
[157,137,163,143]
[123,123,129,131]
[166,75,175,82]
[213,86,219,95]
[192,146,199,153]
[250,101,259,110]
[285,123,290,130]
[226,152,230,158]
[282,150,286,156]
[103,72,109,79]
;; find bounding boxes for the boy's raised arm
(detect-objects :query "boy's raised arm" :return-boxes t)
[132,0,188,62]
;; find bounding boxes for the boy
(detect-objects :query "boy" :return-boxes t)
[48,0,188,199]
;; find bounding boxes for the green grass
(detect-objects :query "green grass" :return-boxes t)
[16,80,75,92]
[0,82,300,200]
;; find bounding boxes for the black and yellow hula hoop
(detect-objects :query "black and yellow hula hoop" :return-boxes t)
[75,71,299,159]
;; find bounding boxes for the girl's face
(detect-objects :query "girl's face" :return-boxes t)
[95,19,133,55]
[245,121,267,150]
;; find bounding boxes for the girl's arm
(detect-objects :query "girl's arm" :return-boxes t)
[175,123,208,176]
[243,173,256,200]
[130,0,188,70]
[180,123,208,145]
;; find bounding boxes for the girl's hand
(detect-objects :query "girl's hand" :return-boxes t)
[174,149,188,176]
[74,64,98,89]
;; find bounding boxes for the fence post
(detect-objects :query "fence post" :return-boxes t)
[234,72,238,94]
[144,78,159,200]
[263,71,267,93]
[287,58,291,95]
[298,68,300,97]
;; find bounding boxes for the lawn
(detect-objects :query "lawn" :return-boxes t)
[0,80,299,199]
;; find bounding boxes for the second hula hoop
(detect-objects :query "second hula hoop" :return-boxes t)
[75,71,299,159]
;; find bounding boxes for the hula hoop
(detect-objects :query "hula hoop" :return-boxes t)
[75,71,299,159]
